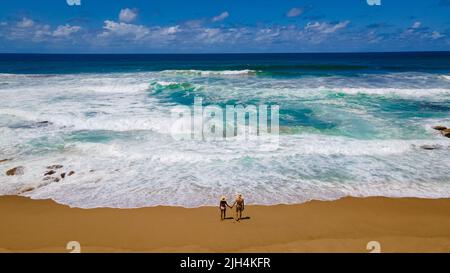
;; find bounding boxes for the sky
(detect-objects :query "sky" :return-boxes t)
[0,0,450,53]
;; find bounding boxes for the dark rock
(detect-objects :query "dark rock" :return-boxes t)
[443,131,450,138]
[36,121,53,127]
[6,166,24,176]
[43,176,60,183]
[0,158,12,164]
[47,165,63,169]
[432,125,447,131]
[68,171,75,176]
[44,170,56,176]
[420,145,440,150]
[19,187,35,194]
[61,173,66,179]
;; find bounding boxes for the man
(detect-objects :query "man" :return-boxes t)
[233,194,245,221]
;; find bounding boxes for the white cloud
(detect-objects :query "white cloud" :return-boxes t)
[212,11,229,22]
[198,28,222,40]
[305,21,350,34]
[163,26,179,35]
[412,21,421,29]
[184,20,203,28]
[33,25,52,41]
[119,8,138,23]
[286,8,303,18]
[53,24,81,37]
[431,31,444,40]
[99,20,149,40]
[66,0,81,6]
[17,17,34,28]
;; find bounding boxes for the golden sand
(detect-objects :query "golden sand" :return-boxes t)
[1,196,450,253]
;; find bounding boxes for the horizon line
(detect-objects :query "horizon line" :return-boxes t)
[1,50,450,55]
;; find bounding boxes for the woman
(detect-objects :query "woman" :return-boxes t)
[219,196,232,220]
[233,194,245,221]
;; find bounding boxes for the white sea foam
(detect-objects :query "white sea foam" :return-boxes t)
[151,81,180,86]
[161,69,258,76]
[2,132,449,208]
[331,87,450,98]
[441,75,450,81]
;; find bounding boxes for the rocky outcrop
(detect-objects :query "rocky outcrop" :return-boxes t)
[6,166,24,176]
[420,145,441,150]
[432,126,447,131]
[18,187,35,194]
[441,128,450,138]
[47,165,63,170]
[433,126,450,138]
[35,121,53,127]
[44,170,56,176]
[10,164,76,195]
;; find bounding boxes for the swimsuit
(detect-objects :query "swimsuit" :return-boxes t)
[220,201,227,210]
[236,200,244,211]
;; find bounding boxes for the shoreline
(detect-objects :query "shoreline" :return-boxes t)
[1,195,450,253]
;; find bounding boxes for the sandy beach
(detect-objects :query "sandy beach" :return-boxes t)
[1,196,450,253]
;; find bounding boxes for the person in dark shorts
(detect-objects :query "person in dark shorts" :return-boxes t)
[219,196,232,220]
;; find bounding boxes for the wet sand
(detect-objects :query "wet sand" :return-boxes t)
[1,196,450,253]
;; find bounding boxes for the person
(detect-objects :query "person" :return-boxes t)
[233,194,245,221]
[219,196,232,220]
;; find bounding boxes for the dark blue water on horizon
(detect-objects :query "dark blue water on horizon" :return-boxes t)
[1,52,450,75]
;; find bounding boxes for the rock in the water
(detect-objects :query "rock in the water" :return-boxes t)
[43,176,60,183]
[44,170,56,176]
[433,125,447,131]
[47,165,63,169]
[19,187,35,194]
[68,171,75,176]
[36,121,53,127]
[443,131,450,138]
[6,166,24,176]
[61,173,66,179]
[420,145,440,150]
[0,158,12,164]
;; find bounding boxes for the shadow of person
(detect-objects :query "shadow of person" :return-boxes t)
[239,217,251,220]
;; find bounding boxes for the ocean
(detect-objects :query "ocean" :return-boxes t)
[0,52,449,208]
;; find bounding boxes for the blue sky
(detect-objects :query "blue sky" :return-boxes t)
[0,0,450,53]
